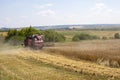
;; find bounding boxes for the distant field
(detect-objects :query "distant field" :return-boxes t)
[0,32,7,36]
[57,30,120,41]
[1,30,120,41]
[44,39,120,68]
[0,32,6,44]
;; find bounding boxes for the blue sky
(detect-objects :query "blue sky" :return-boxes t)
[0,0,120,28]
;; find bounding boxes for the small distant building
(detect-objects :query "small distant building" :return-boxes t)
[68,26,83,29]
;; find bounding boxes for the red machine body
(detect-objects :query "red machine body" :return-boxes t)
[24,34,44,49]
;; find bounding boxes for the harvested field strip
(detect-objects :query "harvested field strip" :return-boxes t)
[0,52,85,80]
[17,49,120,79]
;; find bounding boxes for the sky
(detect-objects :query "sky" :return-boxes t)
[0,0,120,28]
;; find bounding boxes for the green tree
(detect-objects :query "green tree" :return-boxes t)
[43,30,65,42]
[5,29,18,41]
[114,33,120,39]
[5,26,66,45]
[5,26,40,42]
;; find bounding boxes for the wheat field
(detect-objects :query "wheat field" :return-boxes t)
[1,31,120,80]
[44,40,120,67]
[57,30,120,41]
[0,41,120,80]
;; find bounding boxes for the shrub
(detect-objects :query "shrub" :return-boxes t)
[72,35,80,41]
[109,37,114,39]
[114,33,120,39]
[5,29,18,41]
[102,36,107,40]
[72,33,100,41]
[43,30,65,42]
[8,36,25,45]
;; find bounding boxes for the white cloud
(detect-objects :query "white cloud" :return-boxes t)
[0,17,14,27]
[91,3,113,15]
[20,16,28,18]
[0,22,6,27]
[87,3,120,24]
[34,3,55,16]
[35,3,53,9]
[94,3,106,9]
[3,17,12,22]
[36,9,56,16]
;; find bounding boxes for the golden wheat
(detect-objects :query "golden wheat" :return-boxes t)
[16,48,120,78]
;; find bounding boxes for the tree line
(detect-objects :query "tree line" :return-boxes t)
[5,26,120,45]
[5,26,65,45]
[72,32,120,41]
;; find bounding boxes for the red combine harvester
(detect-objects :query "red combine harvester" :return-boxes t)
[24,34,44,49]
